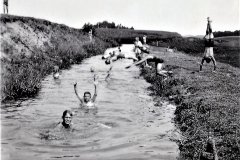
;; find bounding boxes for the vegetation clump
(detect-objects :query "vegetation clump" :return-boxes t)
[1,14,111,101]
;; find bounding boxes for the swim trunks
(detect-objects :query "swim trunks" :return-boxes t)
[204,39,214,47]
[4,1,8,6]
[147,56,164,63]
[117,54,125,59]
[204,57,212,63]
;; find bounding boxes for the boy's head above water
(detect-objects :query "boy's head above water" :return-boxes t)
[62,110,73,128]
[84,92,91,102]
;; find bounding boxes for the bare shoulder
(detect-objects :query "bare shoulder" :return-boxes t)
[54,122,63,131]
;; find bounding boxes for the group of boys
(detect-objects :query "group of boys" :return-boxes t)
[104,17,217,79]
[73,17,217,110]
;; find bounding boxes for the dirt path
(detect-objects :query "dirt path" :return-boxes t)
[141,46,240,160]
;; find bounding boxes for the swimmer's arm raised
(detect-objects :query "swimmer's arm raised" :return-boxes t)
[91,83,98,102]
[74,83,84,103]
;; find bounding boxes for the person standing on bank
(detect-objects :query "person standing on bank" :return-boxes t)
[200,17,217,72]
[3,0,8,14]
[89,29,93,42]
[143,35,147,45]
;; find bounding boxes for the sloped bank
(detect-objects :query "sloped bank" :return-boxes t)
[1,14,111,102]
[139,47,240,160]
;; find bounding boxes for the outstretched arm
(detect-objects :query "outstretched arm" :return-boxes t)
[125,55,154,69]
[211,56,217,71]
[91,80,98,102]
[74,83,83,104]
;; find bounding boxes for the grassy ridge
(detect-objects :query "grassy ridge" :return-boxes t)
[140,47,240,160]
[1,14,111,101]
[94,28,182,46]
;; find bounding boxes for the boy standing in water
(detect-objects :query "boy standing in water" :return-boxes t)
[134,37,143,59]
[200,17,217,72]
[74,75,98,107]
[134,37,151,67]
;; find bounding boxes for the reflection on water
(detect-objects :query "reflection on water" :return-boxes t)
[1,47,179,160]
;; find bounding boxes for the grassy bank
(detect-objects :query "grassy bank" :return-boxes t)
[139,46,240,160]
[1,14,111,101]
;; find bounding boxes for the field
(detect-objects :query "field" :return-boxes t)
[214,36,240,67]
[94,28,182,46]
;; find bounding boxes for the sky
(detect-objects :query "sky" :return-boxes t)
[1,0,239,36]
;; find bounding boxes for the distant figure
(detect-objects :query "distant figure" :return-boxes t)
[134,37,151,68]
[89,29,92,42]
[3,0,8,14]
[134,37,143,58]
[74,75,98,108]
[90,66,95,72]
[125,55,173,79]
[200,17,216,71]
[143,35,147,44]
[53,65,60,79]
[55,110,73,130]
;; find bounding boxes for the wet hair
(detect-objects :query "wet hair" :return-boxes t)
[84,91,91,97]
[90,66,95,72]
[62,110,73,120]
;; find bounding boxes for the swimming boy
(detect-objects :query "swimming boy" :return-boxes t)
[74,75,98,107]
[200,17,216,71]
[55,110,73,130]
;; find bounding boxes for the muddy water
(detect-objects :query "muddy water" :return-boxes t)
[1,47,179,160]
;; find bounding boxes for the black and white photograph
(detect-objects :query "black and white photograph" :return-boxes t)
[0,0,239,159]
